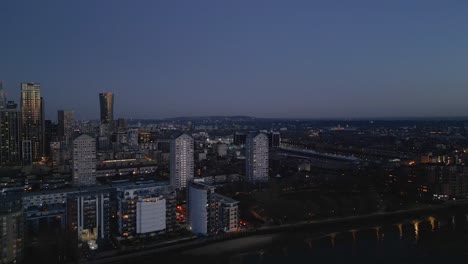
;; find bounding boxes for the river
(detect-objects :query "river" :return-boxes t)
[134,211,468,264]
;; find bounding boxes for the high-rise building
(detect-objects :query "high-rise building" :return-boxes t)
[246,132,269,183]
[58,110,75,143]
[20,82,45,161]
[0,101,21,166]
[170,134,194,189]
[44,119,57,158]
[0,191,24,264]
[99,92,114,124]
[72,134,96,186]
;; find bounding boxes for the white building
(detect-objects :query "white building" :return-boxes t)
[72,134,96,186]
[246,132,269,183]
[136,198,166,234]
[170,134,194,189]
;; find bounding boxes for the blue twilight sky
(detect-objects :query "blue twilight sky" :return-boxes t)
[1,0,468,120]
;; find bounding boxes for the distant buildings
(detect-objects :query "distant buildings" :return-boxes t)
[72,134,97,186]
[58,110,75,144]
[0,192,24,264]
[20,82,45,161]
[246,132,269,183]
[170,134,194,189]
[0,101,21,166]
[99,92,114,124]
[187,180,239,235]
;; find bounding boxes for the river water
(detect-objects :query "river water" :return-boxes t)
[163,212,468,264]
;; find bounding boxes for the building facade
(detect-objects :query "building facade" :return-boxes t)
[170,134,194,189]
[72,134,97,186]
[214,193,239,233]
[246,132,269,183]
[187,180,239,235]
[115,182,176,239]
[66,188,111,246]
[187,181,217,235]
[20,82,45,161]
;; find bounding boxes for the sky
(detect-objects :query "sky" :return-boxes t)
[1,0,468,121]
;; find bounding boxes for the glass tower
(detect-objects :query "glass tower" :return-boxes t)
[99,92,114,124]
[20,82,44,161]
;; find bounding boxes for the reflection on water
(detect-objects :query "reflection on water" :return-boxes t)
[351,229,357,244]
[428,216,436,231]
[413,220,420,242]
[134,213,468,264]
[329,233,336,248]
[375,227,381,242]
[397,223,403,239]
[222,213,468,264]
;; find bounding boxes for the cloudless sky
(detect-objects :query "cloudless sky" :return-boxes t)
[1,0,468,120]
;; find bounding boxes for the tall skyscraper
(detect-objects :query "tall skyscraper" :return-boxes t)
[246,132,269,183]
[0,101,21,166]
[58,110,75,143]
[170,134,194,189]
[99,92,114,124]
[72,134,96,186]
[20,82,44,161]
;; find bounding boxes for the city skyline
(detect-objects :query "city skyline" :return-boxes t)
[1,1,468,120]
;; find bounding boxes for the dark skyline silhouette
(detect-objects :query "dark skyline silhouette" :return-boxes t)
[1,1,468,120]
